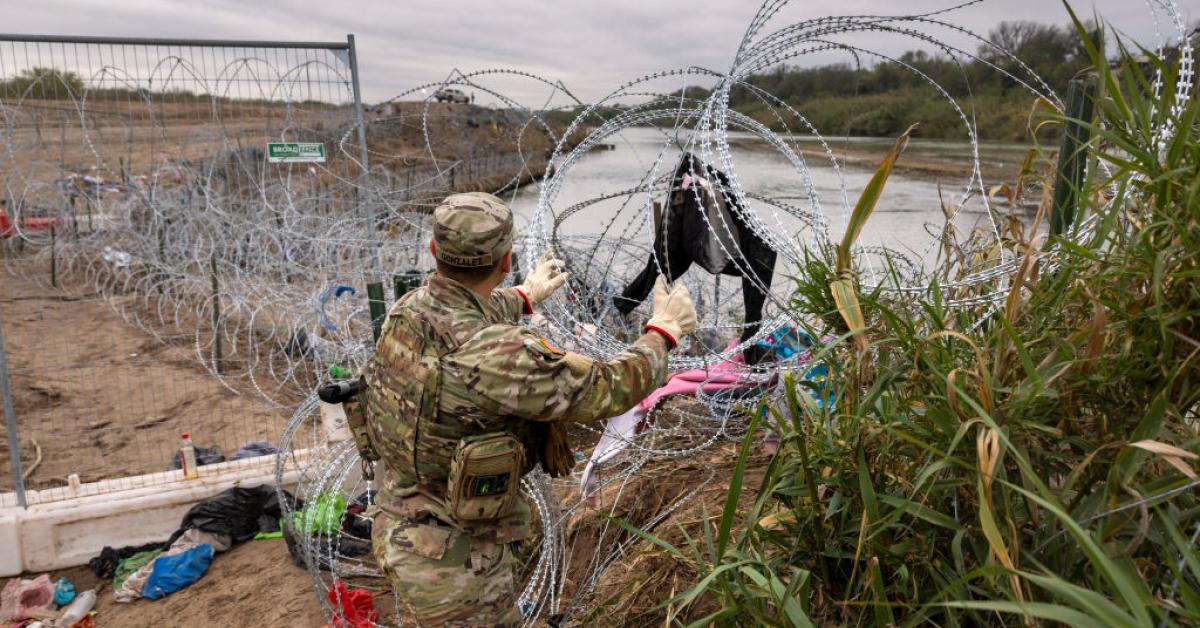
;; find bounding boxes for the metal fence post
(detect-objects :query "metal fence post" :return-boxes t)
[393,272,422,301]
[0,302,28,508]
[1050,77,1097,237]
[50,225,57,287]
[367,282,387,343]
[346,34,370,180]
[347,33,382,274]
[210,253,223,374]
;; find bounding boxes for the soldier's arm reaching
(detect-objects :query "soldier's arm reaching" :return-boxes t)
[451,276,696,424]
[489,287,531,322]
[547,332,671,422]
[446,327,670,423]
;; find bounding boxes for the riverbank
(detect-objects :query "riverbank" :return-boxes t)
[746,133,1040,184]
[361,101,586,203]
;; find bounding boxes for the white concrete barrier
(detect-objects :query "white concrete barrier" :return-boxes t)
[0,452,308,576]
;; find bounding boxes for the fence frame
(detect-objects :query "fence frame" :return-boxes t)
[0,299,24,508]
[0,31,372,508]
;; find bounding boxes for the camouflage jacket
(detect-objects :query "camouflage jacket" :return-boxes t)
[365,273,669,539]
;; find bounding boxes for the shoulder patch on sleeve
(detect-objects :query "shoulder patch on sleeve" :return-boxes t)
[538,337,565,356]
[521,334,565,361]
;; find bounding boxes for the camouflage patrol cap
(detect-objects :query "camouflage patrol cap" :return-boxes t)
[432,192,517,268]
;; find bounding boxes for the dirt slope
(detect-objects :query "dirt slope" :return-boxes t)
[0,261,288,490]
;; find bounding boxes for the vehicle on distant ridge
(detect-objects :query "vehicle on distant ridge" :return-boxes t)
[433,88,470,104]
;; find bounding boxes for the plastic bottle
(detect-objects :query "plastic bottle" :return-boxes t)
[179,433,198,480]
[57,589,95,626]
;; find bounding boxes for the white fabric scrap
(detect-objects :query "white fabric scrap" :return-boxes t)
[101,246,131,267]
[580,406,646,505]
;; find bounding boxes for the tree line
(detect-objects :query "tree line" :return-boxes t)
[0,66,335,107]
[682,20,1195,141]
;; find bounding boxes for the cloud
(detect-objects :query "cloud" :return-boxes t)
[4,0,1191,103]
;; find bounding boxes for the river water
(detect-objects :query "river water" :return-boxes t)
[508,126,1032,263]
[503,126,1032,337]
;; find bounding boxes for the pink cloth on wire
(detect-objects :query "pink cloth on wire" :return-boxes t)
[638,342,749,412]
[582,343,757,504]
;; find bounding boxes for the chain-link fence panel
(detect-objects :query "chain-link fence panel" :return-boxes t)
[0,35,375,505]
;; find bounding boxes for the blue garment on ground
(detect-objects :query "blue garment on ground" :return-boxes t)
[754,325,816,361]
[142,544,214,600]
[53,577,75,606]
[748,326,834,407]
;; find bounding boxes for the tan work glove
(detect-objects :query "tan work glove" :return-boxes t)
[516,249,569,308]
[643,276,698,348]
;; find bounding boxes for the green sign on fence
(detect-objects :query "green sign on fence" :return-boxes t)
[266,142,326,163]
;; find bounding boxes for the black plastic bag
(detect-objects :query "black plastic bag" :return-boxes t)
[167,485,294,546]
[283,521,373,569]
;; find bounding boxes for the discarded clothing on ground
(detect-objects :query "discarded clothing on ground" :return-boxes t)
[168,484,289,545]
[113,550,161,591]
[283,520,308,567]
[230,440,278,461]
[87,540,167,579]
[142,544,214,600]
[350,489,375,509]
[579,407,646,504]
[341,489,377,552]
[756,325,816,361]
[637,341,758,412]
[341,514,373,546]
[326,579,378,628]
[114,559,156,603]
[111,486,281,602]
[581,343,762,502]
[115,529,231,602]
[283,494,374,570]
[168,445,225,470]
[0,574,54,623]
[580,331,825,502]
[52,577,74,606]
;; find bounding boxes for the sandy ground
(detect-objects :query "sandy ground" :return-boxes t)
[15,538,326,627]
[1,446,759,628]
[0,256,379,627]
[0,260,289,492]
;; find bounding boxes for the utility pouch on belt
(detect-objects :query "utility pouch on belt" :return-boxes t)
[447,432,524,523]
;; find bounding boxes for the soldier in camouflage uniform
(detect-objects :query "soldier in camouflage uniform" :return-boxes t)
[365,192,698,626]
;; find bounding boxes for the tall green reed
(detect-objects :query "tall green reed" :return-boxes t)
[620,15,1200,626]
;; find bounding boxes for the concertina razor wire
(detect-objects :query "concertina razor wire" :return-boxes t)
[0,0,1194,624]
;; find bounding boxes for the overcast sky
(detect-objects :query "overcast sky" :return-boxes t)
[4,0,1195,103]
